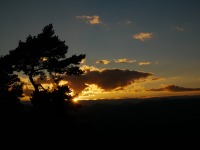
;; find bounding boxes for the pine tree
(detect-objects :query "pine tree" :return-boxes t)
[9,24,85,112]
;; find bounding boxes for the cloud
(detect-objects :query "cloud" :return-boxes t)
[114,58,136,63]
[80,65,102,73]
[138,62,152,66]
[36,78,54,85]
[80,58,86,64]
[147,85,200,92]
[133,32,153,41]
[31,65,152,95]
[23,85,33,97]
[95,58,136,64]
[96,59,110,65]
[76,15,101,25]
[176,26,184,32]
[138,61,158,66]
[64,67,153,93]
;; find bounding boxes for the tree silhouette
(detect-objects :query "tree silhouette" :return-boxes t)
[8,24,85,113]
[0,55,23,114]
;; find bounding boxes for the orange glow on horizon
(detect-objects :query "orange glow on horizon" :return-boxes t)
[18,74,200,101]
[59,80,68,86]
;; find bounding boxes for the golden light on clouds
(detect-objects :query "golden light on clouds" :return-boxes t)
[80,65,102,73]
[133,32,153,41]
[18,65,200,101]
[20,76,200,101]
[77,83,148,100]
[138,62,152,65]
[59,80,68,86]
[63,67,153,100]
[114,58,136,63]
[80,58,86,64]
[90,16,100,24]
[76,15,101,25]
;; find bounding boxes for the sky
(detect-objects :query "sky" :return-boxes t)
[0,0,200,100]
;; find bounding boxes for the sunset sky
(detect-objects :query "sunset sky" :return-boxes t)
[0,0,200,100]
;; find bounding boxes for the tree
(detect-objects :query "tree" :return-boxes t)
[9,24,85,111]
[0,55,23,113]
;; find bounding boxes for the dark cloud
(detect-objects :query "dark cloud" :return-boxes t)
[148,85,200,92]
[31,68,152,94]
[95,60,110,65]
[64,69,152,93]
[65,76,88,93]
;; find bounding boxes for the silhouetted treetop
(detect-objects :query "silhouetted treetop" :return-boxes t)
[9,24,86,93]
[0,24,85,118]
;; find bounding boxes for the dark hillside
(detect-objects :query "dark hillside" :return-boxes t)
[1,96,200,148]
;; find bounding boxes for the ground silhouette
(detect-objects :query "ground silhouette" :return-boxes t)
[1,96,200,148]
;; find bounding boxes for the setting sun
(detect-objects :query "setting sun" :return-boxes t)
[72,97,78,103]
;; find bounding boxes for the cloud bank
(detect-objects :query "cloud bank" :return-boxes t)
[64,67,153,93]
[148,85,200,92]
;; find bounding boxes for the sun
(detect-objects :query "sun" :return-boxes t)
[72,97,78,103]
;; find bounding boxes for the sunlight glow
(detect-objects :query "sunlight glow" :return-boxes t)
[59,80,68,86]
[73,97,78,103]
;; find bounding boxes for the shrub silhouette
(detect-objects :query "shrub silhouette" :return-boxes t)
[6,24,85,115]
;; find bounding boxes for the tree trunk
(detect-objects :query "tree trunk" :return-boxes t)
[29,75,39,93]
